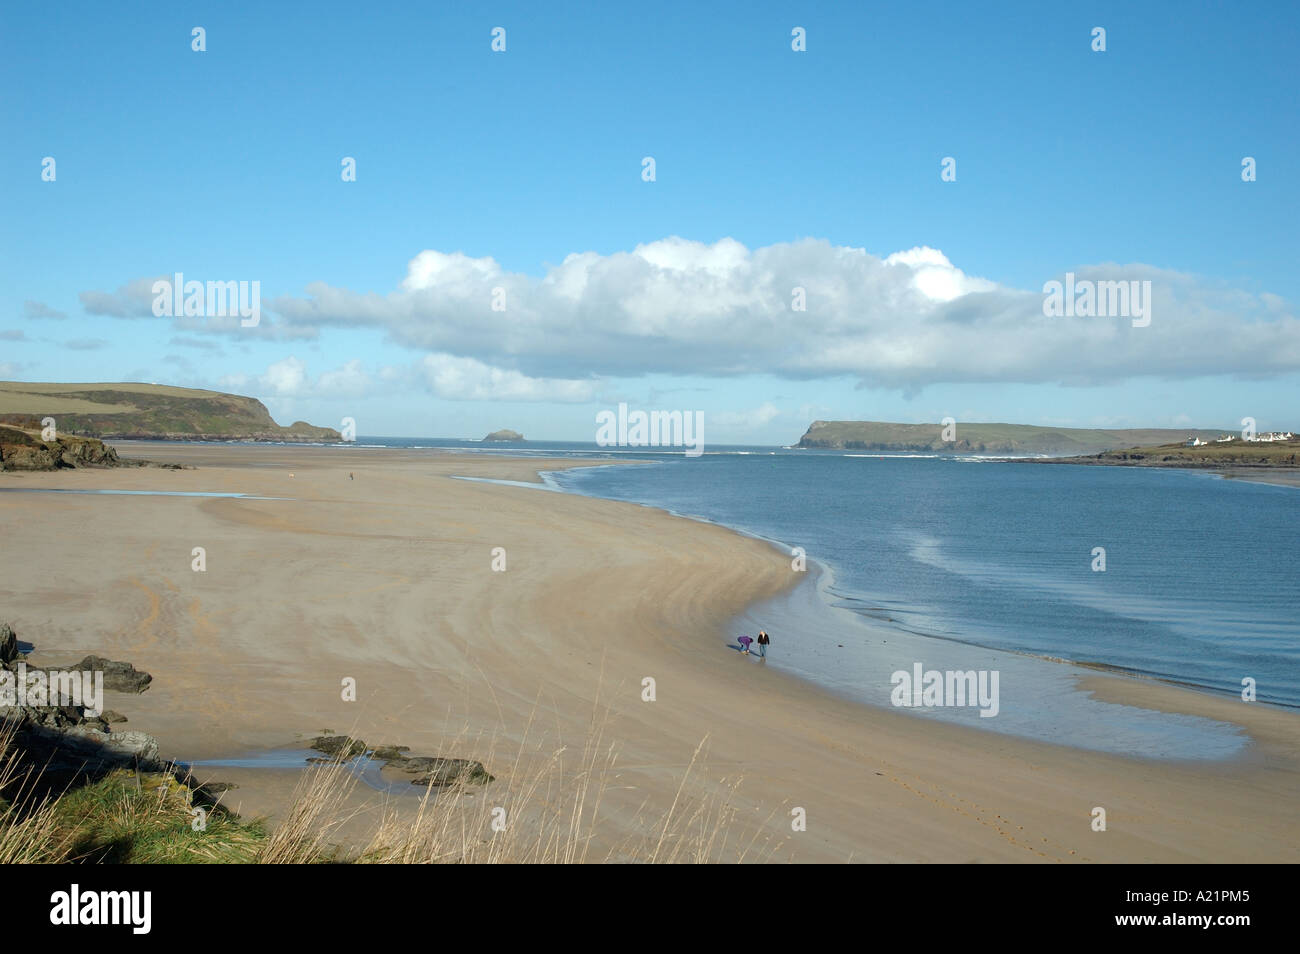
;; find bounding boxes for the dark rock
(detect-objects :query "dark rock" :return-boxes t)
[370,745,410,762]
[308,735,367,760]
[402,758,494,787]
[62,724,160,761]
[99,709,128,724]
[0,624,15,666]
[0,706,166,794]
[72,655,152,693]
[0,426,120,471]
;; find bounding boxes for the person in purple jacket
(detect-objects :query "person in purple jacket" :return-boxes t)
[738,635,753,654]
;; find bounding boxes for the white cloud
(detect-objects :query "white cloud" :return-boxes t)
[710,402,783,432]
[83,238,1300,393]
[883,246,998,302]
[267,237,1300,389]
[215,354,590,404]
[419,353,595,402]
[262,356,309,395]
[220,357,318,398]
[316,359,371,398]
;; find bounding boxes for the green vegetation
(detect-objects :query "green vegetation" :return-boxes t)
[45,770,265,864]
[0,381,341,442]
[796,420,1234,456]
[1068,439,1300,468]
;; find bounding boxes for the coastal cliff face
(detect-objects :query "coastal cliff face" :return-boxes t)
[795,420,1232,456]
[0,382,342,443]
[0,426,120,471]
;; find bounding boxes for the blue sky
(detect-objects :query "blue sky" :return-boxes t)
[3,1,1297,442]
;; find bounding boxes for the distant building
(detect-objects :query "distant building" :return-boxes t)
[1215,435,1235,442]
[1185,437,1206,447]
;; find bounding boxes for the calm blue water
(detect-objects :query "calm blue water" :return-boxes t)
[545,454,1299,711]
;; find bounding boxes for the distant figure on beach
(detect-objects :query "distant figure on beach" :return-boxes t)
[738,635,753,654]
[757,630,770,657]
[349,472,354,480]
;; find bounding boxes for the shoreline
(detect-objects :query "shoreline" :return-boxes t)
[4,443,1298,861]
[9,442,1295,733]
[547,457,1298,725]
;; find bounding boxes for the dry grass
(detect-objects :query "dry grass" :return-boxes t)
[265,714,786,864]
[0,723,67,863]
[1,709,789,864]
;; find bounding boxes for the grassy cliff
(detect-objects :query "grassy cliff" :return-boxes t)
[796,420,1232,456]
[0,382,341,442]
[1052,439,1300,468]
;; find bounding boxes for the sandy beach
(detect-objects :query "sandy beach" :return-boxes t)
[2,443,1297,863]
[1220,469,1300,489]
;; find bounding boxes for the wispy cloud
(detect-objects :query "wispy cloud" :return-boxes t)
[64,337,109,351]
[23,300,66,320]
[78,277,161,318]
[418,354,595,402]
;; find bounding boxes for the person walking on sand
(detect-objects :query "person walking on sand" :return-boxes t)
[737,635,753,654]
[757,630,770,657]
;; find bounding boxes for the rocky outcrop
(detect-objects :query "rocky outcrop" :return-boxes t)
[309,735,368,760]
[0,624,16,666]
[1,702,163,779]
[0,426,120,471]
[1,628,165,792]
[400,757,493,787]
[0,623,236,816]
[72,655,153,693]
[483,429,524,442]
[306,734,494,787]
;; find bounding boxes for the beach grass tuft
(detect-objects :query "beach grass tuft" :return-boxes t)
[0,711,787,863]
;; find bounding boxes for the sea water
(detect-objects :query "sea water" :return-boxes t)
[539,451,1300,759]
